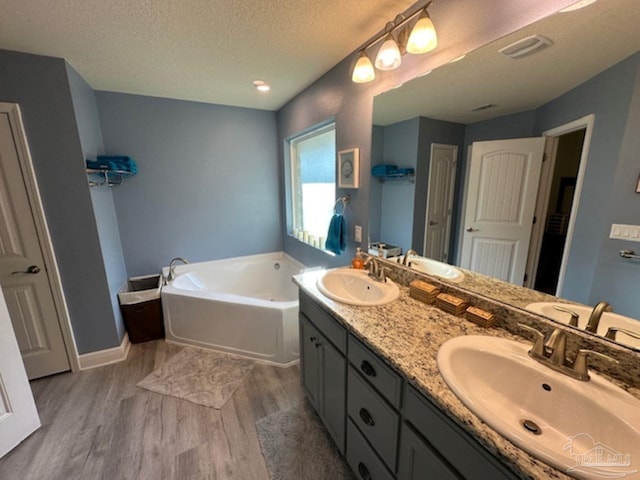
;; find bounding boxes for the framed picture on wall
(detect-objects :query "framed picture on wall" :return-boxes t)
[338,148,359,189]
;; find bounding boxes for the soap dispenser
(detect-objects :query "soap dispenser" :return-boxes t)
[352,247,364,269]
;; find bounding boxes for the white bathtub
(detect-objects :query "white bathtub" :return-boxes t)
[161,252,305,366]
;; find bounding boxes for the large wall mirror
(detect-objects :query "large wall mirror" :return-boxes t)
[370,0,640,350]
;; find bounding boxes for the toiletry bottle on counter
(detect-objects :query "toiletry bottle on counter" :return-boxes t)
[352,247,364,269]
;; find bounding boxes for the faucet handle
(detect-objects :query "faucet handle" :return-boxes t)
[518,323,546,358]
[572,349,619,381]
[553,305,580,327]
[605,327,640,342]
[379,266,388,282]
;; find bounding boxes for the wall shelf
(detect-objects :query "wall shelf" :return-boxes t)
[87,168,134,187]
[377,173,415,183]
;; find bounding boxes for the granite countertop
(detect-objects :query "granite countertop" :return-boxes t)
[294,268,575,480]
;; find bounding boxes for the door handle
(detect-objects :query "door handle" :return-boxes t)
[12,265,41,275]
[429,221,439,226]
[466,227,478,232]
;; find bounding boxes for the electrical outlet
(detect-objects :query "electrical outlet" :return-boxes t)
[354,225,362,243]
[610,223,640,242]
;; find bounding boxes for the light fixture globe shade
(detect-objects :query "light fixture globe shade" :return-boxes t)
[407,12,438,54]
[352,51,375,83]
[374,34,402,71]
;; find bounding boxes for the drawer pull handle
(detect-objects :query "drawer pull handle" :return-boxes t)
[315,342,322,348]
[358,462,372,480]
[359,407,375,426]
[360,360,377,377]
[310,336,317,342]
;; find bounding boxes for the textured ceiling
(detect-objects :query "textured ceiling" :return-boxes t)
[0,0,416,110]
[373,0,640,125]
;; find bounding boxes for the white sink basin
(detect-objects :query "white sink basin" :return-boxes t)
[438,335,640,479]
[526,302,640,349]
[406,256,465,283]
[316,268,399,306]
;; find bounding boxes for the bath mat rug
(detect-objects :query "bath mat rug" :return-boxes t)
[256,400,355,480]
[136,348,255,409]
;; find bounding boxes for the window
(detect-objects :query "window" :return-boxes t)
[288,123,336,250]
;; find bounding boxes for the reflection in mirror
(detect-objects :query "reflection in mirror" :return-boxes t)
[369,0,640,349]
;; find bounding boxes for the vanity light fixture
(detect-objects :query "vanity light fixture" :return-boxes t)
[375,33,403,70]
[351,1,438,84]
[406,9,438,54]
[352,51,376,83]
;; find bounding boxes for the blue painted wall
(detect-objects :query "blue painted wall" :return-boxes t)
[378,118,420,251]
[96,92,282,276]
[590,60,640,318]
[66,63,127,342]
[534,54,639,312]
[369,125,384,242]
[0,49,121,354]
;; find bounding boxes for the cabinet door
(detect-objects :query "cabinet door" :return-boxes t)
[320,337,346,453]
[398,423,461,480]
[300,314,321,408]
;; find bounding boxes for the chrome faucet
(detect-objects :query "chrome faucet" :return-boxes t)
[402,249,418,266]
[167,257,189,282]
[364,256,387,282]
[519,323,617,381]
[585,301,612,333]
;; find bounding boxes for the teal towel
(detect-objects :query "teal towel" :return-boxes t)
[325,214,346,254]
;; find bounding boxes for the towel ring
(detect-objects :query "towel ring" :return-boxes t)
[334,195,350,214]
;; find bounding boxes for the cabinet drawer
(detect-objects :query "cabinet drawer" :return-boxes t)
[403,385,517,480]
[348,367,399,471]
[348,335,402,408]
[347,419,395,480]
[300,292,346,354]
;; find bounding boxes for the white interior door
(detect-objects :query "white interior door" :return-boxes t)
[0,109,70,379]
[460,137,545,284]
[424,144,457,262]
[0,289,41,458]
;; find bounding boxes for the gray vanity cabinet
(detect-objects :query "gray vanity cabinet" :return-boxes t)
[400,385,517,480]
[398,422,461,480]
[299,292,347,452]
[298,291,521,480]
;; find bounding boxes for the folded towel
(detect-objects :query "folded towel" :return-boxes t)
[325,214,346,255]
[371,164,398,177]
[86,159,111,170]
[97,155,138,175]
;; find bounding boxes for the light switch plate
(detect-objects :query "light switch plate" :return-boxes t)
[354,225,362,243]
[609,223,640,242]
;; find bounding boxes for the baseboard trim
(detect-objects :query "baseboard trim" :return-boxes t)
[78,333,131,370]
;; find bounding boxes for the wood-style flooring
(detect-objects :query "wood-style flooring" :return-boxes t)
[0,341,304,480]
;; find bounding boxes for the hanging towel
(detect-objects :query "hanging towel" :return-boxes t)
[325,214,346,255]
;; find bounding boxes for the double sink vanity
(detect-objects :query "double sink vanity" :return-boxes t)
[293,256,640,480]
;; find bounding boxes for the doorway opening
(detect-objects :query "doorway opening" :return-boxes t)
[526,114,594,296]
[533,129,585,294]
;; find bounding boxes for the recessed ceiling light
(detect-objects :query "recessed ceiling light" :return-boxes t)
[253,80,270,92]
[560,0,597,12]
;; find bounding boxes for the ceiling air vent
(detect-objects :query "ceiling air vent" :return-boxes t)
[499,35,553,59]
[471,104,497,112]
